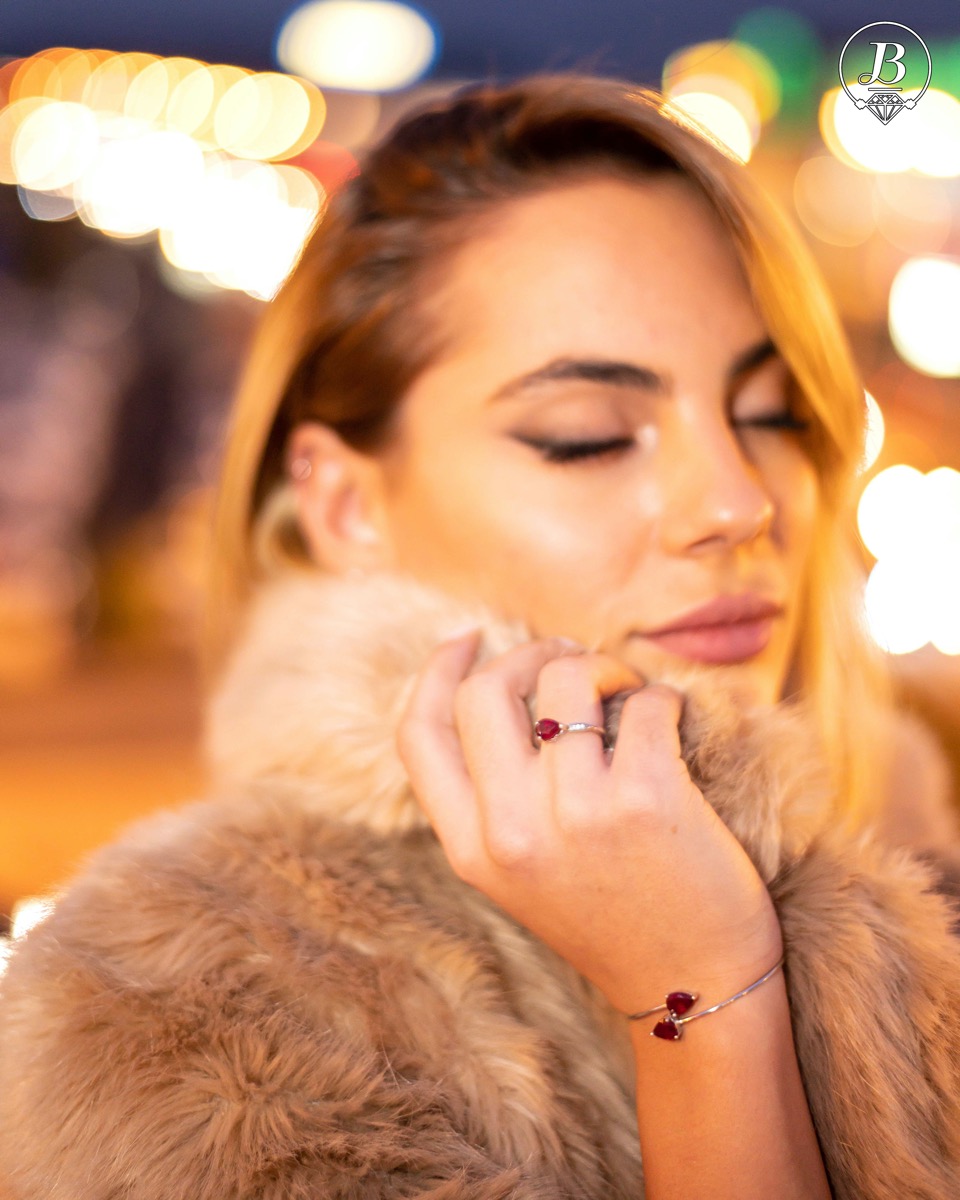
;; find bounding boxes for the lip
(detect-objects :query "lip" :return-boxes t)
[637,619,776,664]
[643,594,785,635]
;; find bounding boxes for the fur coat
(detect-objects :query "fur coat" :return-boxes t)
[2,566,960,1200]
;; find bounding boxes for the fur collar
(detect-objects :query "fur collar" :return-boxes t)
[204,566,834,881]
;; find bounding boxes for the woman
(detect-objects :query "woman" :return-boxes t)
[2,75,960,1199]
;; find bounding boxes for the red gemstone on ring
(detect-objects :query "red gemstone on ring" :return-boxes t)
[534,718,562,741]
[652,1018,682,1040]
[666,991,697,1015]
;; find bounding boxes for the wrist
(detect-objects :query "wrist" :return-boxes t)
[610,933,785,1029]
[605,911,784,1019]
[625,953,785,1042]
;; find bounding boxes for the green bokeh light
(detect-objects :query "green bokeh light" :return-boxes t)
[926,39,960,98]
[732,7,822,124]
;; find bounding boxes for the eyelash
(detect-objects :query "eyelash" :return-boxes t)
[517,414,811,466]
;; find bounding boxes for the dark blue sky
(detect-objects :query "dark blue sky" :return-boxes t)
[2,1,958,83]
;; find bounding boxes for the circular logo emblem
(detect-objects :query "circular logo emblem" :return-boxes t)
[838,22,932,123]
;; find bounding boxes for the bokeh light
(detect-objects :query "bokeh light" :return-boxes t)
[124,57,197,125]
[77,127,205,237]
[9,48,75,103]
[158,157,323,299]
[820,86,960,177]
[43,49,107,104]
[861,391,885,473]
[662,91,755,162]
[11,100,100,191]
[888,256,960,377]
[793,155,875,247]
[164,62,218,139]
[0,47,349,298]
[909,89,960,178]
[83,53,144,114]
[17,185,79,221]
[859,465,960,654]
[732,8,821,125]
[858,464,928,561]
[276,0,438,91]
[0,97,51,184]
[214,72,326,160]
[820,85,916,173]
[873,174,953,255]
[664,39,780,124]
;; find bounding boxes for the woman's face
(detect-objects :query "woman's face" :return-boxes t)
[304,174,820,707]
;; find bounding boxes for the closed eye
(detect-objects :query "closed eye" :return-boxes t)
[514,412,808,466]
[735,413,810,432]
[513,435,636,464]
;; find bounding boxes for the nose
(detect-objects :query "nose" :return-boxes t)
[658,414,775,555]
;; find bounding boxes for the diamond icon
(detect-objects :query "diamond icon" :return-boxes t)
[866,91,905,124]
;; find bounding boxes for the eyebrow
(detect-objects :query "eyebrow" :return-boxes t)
[486,337,779,404]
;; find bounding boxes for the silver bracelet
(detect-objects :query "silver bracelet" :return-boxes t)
[627,954,786,1041]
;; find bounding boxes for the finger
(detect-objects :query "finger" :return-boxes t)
[395,629,485,862]
[451,638,598,855]
[533,652,645,810]
[608,683,687,791]
[451,636,587,784]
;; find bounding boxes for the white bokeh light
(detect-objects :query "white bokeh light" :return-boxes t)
[159,157,322,300]
[276,0,437,92]
[821,86,960,178]
[858,464,928,561]
[888,256,960,378]
[859,464,960,655]
[77,125,205,236]
[860,391,885,473]
[11,100,100,191]
[863,557,931,655]
[662,91,755,162]
[909,89,960,178]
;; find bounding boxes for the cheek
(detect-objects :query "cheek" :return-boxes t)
[389,443,582,557]
[769,447,820,567]
[380,430,642,620]
[389,415,568,545]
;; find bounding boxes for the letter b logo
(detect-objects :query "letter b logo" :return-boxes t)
[858,41,907,87]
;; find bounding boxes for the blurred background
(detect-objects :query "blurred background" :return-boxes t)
[2,2,960,940]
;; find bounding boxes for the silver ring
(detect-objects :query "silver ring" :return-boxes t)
[533,718,610,747]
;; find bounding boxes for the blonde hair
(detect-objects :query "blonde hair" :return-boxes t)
[204,74,891,828]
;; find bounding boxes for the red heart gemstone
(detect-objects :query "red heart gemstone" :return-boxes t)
[534,718,561,740]
[666,991,697,1016]
[652,1018,682,1040]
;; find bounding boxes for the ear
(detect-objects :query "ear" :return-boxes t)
[286,421,396,574]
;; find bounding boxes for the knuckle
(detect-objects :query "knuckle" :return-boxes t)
[537,653,588,687]
[622,683,682,721]
[614,777,659,817]
[486,826,536,870]
[452,670,495,717]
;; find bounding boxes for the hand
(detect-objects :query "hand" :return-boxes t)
[395,630,783,1014]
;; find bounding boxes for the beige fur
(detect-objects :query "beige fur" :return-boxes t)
[2,567,960,1198]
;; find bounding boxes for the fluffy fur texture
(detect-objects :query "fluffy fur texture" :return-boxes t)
[2,567,960,1199]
